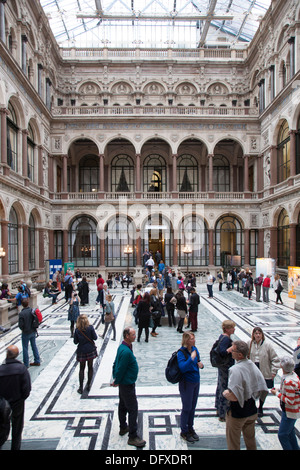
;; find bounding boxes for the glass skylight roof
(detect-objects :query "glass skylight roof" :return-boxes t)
[40,0,272,49]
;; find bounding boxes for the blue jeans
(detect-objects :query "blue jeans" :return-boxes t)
[22,332,40,367]
[179,380,200,433]
[207,284,213,297]
[278,411,299,450]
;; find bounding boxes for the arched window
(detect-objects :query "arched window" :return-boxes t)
[277,120,290,183]
[215,215,243,266]
[27,124,35,182]
[277,209,290,268]
[105,216,136,267]
[28,214,35,270]
[79,156,99,193]
[178,215,208,266]
[8,207,18,274]
[69,216,99,267]
[213,155,230,192]
[111,154,134,192]
[143,154,166,193]
[7,102,18,172]
[177,154,198,192]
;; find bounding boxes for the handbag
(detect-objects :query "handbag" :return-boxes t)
[105,311,114,322]
[276,281,283,293]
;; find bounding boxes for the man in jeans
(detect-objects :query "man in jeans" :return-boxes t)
[18,299,41,368]
[112,327,146,448]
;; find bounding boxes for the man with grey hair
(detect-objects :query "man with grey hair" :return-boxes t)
[223,340,268,450]
[0,345,31,450]
[271,356,300,450]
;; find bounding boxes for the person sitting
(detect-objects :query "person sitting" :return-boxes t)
[121,272,130,289]
[43,281,59,305]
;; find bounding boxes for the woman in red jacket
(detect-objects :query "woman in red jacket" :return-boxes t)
[262,275,271,302]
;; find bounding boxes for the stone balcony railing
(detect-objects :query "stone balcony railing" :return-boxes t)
[60,46,247,61]
[53,191,259,202]
[52,104,258,118]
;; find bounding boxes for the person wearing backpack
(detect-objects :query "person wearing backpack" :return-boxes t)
[8,285,29,313]
[18,299,41,368]
[177,332,204,443]
[0,345,31,450]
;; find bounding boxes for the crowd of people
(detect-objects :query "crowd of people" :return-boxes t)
[0,259,299,451]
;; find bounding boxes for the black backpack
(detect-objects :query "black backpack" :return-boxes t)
[165,348,188,384]
[31,309,40,331]
[210,336,231,368]
[0,396,11,447]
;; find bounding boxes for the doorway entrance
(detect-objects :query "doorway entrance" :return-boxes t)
[142,214,172,266]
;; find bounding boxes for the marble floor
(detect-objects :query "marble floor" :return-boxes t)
[1,280,300,452]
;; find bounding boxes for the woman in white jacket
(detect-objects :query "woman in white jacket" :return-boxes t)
[248,327,281,416]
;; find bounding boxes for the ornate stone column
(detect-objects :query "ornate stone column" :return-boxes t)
[22,129,28,181]
[38,228,45,270]
[0,1,7,44]
[62,154,68,196]
[208,228,214,266]
[172,154,177,195]
[22,224,29,273]
[289,224,297,266]
[135,153,141,197]
[0,108,8,170]
[289,130,296,180]
[208,154,214,194]
[243,154,249,192]
[98,153,104,198]
[63,229,68,265]
[48,154,54,195]
[270,145,277,189]
[269,227,277,260]
[244,228,250,266]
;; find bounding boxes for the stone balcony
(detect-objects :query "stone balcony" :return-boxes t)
[52,104,257,118]
[60,46,247,62]
[52,191,259,202]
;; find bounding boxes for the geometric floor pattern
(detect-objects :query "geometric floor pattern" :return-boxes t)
[1,279,300,453]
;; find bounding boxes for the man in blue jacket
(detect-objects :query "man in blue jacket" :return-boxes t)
[112,327,146,448]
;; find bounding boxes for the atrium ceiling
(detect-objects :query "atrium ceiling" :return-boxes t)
[40,0,272,49]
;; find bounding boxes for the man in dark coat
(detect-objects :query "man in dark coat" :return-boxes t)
[188,288,200,332]
[0,345,31,450]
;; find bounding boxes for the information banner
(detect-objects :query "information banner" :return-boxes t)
[288,266,300,298]
[255,258,276,286]
[49,259,63,280]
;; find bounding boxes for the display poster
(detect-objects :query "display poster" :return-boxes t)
[64,262,75,274]
[288,266,300,298]
[255,258,276,286]
[49,259,63,280]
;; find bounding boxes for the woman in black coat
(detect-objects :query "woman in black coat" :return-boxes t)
[136,292,151,343]
[77,276,89,306]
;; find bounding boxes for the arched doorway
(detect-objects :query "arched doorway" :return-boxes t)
[142,214,172,266]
